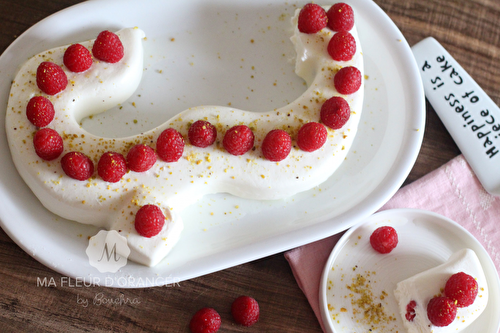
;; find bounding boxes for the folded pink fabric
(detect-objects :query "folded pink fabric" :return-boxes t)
[285,154,500,331]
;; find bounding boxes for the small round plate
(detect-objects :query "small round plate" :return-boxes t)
[319,209,500,333]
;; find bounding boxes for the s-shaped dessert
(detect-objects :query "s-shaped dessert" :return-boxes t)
[5,3,364,266]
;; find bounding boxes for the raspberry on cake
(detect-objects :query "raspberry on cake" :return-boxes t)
[6,3,364,266]
[261,129,292,161]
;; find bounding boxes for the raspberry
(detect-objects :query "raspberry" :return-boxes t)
[36,62,68,95]
[223,125,254,156]
[327,31,356,61]
[297,122,327,152]
[427,296,457,327]
[327,3,355,32]
[189,307,221,333]
[61,152,94,181]
[92,30,124,63]
[261,129,291,161]
[320,96,351,129]
[231,296,260,327]
[444,272,478,307]
[127,144,156,172]
[334,66,362,95]
[134,204,165,238]
[33,128,63,161]
[26,96,55,127]
[156,128,184,162]
[97,151,127,183]
[298,3,328,34]
[369,226,398,254]
[189,120,217,148]
[405,300,417,322]
[63,43,93,73]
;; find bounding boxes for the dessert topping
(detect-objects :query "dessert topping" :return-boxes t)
[298,3,328,34]
[63,43,93,73]
[36,61,68,95]
[33,128,63,161]
[223,125,254,156]
[26,96,55,128]
[297,122,327,152]
[261,129,292,162]
[134,204,165,238]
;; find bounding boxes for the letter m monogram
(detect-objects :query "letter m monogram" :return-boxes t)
[98,243,119,262]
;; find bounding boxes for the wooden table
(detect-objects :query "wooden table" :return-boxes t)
[0,0,498,331]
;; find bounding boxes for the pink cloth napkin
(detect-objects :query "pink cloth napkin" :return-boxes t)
[285,154,500,331]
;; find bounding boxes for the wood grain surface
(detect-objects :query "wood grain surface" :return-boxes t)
[0,0,498,332]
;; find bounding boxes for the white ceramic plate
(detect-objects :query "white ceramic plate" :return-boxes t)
[0,0,424,287]
[319,209,500,333]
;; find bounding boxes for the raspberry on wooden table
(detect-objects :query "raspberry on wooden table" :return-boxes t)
[327,31,356,61]
[261,129,292,162]
[188,120,217,148]
[369,226,398,254]
[26,96,55,128]
[63,43,93,73]
[33,128,63,161]
[298,3,328,34]
[61,152,94,181]
[134,204,165,238]
[36,61,68,95]
[92,30,124,63]
[297,122,327,152]
[127,144,156,172]
[189,307,221,333]
[156,128,184,162]
[231,296,260,327]
[427,296,457,327]
[327,3,355,32]
[334,66,362,95]
[320,96,351,130]
[97,152,127,183]
[444,272,478,307]
[223,125,254,156]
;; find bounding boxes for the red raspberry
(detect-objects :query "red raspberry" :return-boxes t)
[334,66,362,95]
[298,3,328,34]
[63,43,93,73]
[261,129,291,161]
[97,151,127,183]
[92,30,124,63]
[444,272,478,307]
[327,3,355,32]
[370,226,398,254]
[427,296,457,327]
[26,96,55,127]
[33,128,63,161]
[320,96,351,129]
[297,122,327,152]
[36,62,68,95]
[405,300,417,322]
[127,144,156,172]
[61,151,94,181]
[231,296,260,327]
[189,307,221,333]
[189,120,217,148]
[223,125,254,156]
[327,31,356,61]
[134,204,165,238]
[157,128,184,162]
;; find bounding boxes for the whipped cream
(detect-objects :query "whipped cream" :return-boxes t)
[394,248,489,333]
[6,6,364,266]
